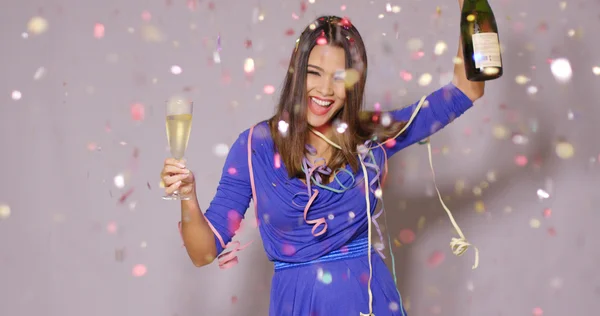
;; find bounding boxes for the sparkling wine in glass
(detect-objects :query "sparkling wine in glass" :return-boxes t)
[163,97,193,200]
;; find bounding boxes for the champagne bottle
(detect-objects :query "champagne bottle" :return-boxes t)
[460,0,503,81]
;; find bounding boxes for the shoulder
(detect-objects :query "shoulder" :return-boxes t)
[233,120,274,154]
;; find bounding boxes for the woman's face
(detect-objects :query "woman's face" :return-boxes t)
[305,44,347,130]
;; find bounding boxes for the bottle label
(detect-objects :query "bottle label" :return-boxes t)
[472,32,501,68]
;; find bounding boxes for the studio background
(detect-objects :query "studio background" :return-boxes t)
[1,0,599,315]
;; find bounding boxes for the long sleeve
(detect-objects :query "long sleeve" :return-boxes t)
[383,83,473,157]
[203,130,253,256]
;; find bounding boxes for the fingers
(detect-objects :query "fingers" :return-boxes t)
[164,181,182,195]
[163,164,190,176]
[163,172,190,187]
[164,158,187,168]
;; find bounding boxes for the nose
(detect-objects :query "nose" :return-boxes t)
[316,76,334,96]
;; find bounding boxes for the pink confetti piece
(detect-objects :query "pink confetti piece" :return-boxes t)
[400,71,413,81]
[398,229,415,244]
[118,188,134,204]
[282,244,296,256]
[107,221,118,233]
[543,208,552,218]
[316,37,327,45]
[141,10,152,21]
[515,155,528,166]
[274,153,281,168]
[285,28,295,36]
[130,102,145,121]
[341,5,347,11]
[231,296,238,304]
[227,167,237,175]
[187,0,197,11]
[427,250,445,268]
[263,85,275,94]
[532,307,543,316]
[94,23,105,38]
[132,264,147,277]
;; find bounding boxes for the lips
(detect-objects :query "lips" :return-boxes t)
[308,96,334,116]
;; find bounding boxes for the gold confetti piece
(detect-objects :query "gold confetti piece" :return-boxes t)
[515,75,530,85]
[244,58,255,74]
[343,68,360,88]
[592,66,600,76]
[407,38,423,51]
[472,186,482,196]
[455,179,465,195]
[559,2,567,10]
[418,73,432,86]
[530,218,541,228]
[492,124,509,139]
[0,204,10,219]
[140,25,163,42]
[417,216,426,231]
[453,56,463,64]
[486,171,497,182]
[434,41,447,55]
[475,201,485,213]
[27,16,48,35]
[555,141,574,159]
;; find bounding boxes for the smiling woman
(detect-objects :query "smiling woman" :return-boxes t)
[165,11,483,316]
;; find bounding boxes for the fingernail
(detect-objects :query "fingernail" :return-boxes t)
[177,163,185,168]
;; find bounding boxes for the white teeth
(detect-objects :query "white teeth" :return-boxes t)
[311,97,333,107]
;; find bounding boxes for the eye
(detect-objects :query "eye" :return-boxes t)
[307,70,320,76]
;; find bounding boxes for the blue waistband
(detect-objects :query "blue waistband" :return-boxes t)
[273,237,371,271]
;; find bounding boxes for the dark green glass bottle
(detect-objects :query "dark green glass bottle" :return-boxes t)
[460,0,503,81]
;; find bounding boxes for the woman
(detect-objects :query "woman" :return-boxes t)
[161,8,484,316]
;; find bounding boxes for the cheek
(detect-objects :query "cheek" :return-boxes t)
[335,86,346,101]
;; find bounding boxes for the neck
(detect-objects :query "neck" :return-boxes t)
[307,123,334,155]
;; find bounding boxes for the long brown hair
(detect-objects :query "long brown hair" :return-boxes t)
[268,16,407,181]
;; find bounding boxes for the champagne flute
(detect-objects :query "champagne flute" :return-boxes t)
[163,97,193,200]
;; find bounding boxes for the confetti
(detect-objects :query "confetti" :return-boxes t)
[170,65,182,75]
[0,204,10,219]
[263,85,275,94]
[33,67,46,80]
[555,141,574,159]
[427,250,445,268]
[132,264,147,277]
[214,143,229,157]
[27,16,48,35]
[515,155,528,166]
[593,66,600,76]
[244,58,255,74]
[550,58,572,82]
[114,173,125,188]
[11,90,22,100]
[398,229,415,244]
[433,41,447,55]
[417,73,432,86]
[130,103,145,121]
[532,307,544,316]
[94,23,105,38]
[529,218,541,228]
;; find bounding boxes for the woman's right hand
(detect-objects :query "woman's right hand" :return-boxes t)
[161,158,195,196]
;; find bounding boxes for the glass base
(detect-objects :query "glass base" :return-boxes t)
[162,191,190,201]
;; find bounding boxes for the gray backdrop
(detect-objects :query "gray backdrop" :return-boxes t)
[1,0,599,315]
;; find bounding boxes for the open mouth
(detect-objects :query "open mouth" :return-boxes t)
[308,96,335,116]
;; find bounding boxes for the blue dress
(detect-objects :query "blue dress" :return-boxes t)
[199,83,473,315]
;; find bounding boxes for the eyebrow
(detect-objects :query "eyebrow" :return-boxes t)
[307,64,324,71]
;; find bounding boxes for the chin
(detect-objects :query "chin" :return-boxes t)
[307,116,332,129]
